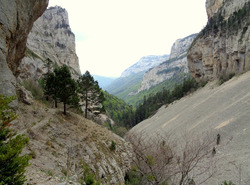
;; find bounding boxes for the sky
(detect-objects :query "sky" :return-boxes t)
[48,0,207,77]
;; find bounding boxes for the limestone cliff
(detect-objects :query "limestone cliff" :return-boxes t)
[120,55,169,78]
[0,0,48,98]
[188,0,250,81]
[18,6,81,80]
[138,34,197,92]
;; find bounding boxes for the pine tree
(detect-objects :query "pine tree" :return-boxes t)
[55,65,79,115]
[43,65,79,114]
[0,95,31,185]
[43,71,59,107]
[77,71,105,118]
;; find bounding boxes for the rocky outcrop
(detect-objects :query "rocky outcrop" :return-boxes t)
[0,0,48,99]
[188,0,250,81]
[206,0,224,19]
[120,55,169,78]
[18,6,81,81]
[14,103,133,184]
[138,34,197,92]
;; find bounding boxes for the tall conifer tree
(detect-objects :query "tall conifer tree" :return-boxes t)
[78,71,105,118]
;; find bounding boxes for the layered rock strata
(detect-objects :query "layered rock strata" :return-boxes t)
[19,6,81,80]
[138,34,197,92]
[188,0,250,81]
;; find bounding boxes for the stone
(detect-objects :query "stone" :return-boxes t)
[120,54,169,78]
[18,6,81,81]
[137,34,197,92]
[188,0,250,81]
[17,85,34,105]
[0,0,48,98]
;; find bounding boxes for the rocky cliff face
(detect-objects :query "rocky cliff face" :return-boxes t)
[138,34,197,92]
[14,102,133,185]
[188,0,250,81]
[18,6,81,81]
[0,0,48,98]
[120,55,169,78]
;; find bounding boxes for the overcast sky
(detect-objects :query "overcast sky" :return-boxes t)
[49,0,207,77]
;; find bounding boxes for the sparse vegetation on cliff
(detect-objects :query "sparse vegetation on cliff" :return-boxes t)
[190,1,250,50]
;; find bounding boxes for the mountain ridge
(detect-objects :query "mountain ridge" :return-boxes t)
[120,54,169,78]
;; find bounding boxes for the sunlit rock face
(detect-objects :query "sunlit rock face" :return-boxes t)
[19,6,81,81]
[188,0,250,81]
[138,34,197,92]
[0,0,48,99]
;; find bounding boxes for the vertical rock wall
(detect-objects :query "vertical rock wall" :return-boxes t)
[18,6,81,80]
[188,0,250,81]
[0,0,48,98]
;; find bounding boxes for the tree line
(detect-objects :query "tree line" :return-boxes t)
[104,77,199,130]
[43,65,104,118]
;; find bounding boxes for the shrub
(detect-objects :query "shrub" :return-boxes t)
[0,95,31,184]
[219,180,236,185]
[79,162,100,185]
[110,140,116,151]
[22,79,44,100]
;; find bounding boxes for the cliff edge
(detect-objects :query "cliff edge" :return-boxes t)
[188,0,250,81]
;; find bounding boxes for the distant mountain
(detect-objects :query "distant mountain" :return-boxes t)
[106,72,144,103]
[121,54,169,78]
[137,33,197,93]
[106,55,169,104]
[106,34,197,107]
[93,75,116,89]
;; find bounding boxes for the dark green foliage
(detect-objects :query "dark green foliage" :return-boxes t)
[125,72,189,107]
[43,65,79,114]
[104,76,198,129]
[43,70,59,107]
[78,71,105,118]
[125,170,142,185]
[0,95,31,185]
[103,91,135,128]
[134,77,198,125]
[219,181,236,185]
[192,1,250,48]
[55,65,79,115]
[110,141,116,151]
[79,161,100,185]
[106,72,144,102]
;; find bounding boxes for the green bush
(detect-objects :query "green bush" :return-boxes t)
[0,95,31,184]
[79,162,100,185]
[110,140,116,151]
[22,78,44,100]
[219,180,236,185]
